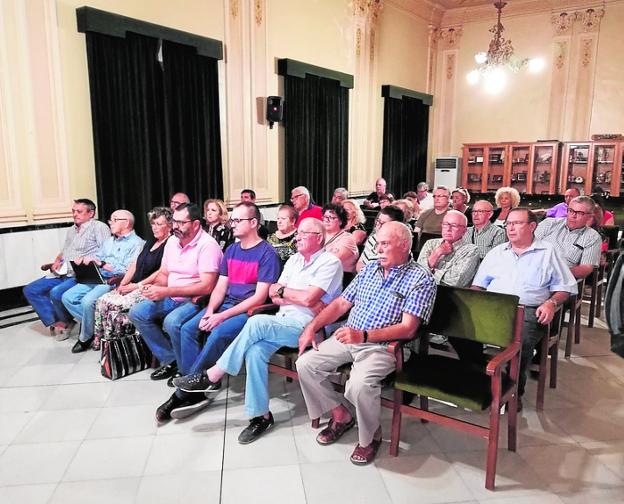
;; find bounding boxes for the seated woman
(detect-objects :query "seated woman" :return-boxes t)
[267,204,298,264]
[451,187,472,225]
[591,193,615,226]
[92,207,173,350]
[341,199,368,247]
[491,186,521,227]
[204,198,232,250]
[322,203,359,283]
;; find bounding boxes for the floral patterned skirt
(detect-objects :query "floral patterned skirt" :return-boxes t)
[93,289,144,347]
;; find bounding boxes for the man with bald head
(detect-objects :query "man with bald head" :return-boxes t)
[545,187,581,218]
[297,221,437,466]
[170,192,190,211]
[62,209,145,352]
[363,178,387,208]
[173,218,343,442]
[291,186,323,227]
[461,200,507,259]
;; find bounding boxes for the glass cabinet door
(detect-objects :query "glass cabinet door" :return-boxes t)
[510,145,530,194]
[533,144,556,194]
[563,143,590,193]
[465,146,484,193]
[592,143,616,196]
[485,146,506,192]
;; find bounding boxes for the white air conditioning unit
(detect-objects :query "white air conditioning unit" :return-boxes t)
[434,157,460,188]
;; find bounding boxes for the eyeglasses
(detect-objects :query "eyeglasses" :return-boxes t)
[228,217,254,225]
[472,210,491,215]
[433,194,449,199]
[297,231,321,237]
[170,200,185,207]
[323,214,339,221]
[150,221,169,228]
[172,219,192,226]
[374,218,387,228]
[108,218,128,223]
[567,208,590,217]
[441,222,466,230]
[504,221,529,228]
[290,194,305,201]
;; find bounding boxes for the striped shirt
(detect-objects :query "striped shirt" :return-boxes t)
[343,259,437,331]
[461,222,507,259]
[61,219,111,273]
[417,239,480,287]
[534,218,601,269]
[358,231,378,266]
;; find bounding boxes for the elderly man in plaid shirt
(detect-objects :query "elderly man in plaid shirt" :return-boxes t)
[297,221,437,466]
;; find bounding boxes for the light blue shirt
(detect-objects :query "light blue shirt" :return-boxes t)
[96,231,145,277]
[473,239,577,306]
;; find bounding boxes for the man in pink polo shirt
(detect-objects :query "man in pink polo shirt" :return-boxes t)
[292,186,323,228]
[129,203,223,387]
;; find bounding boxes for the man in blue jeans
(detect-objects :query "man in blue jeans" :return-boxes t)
[128,203,222,391]
[172,218,343,443]
[153,202,281,423]
[61,209,144,353]
[23,199,110,339]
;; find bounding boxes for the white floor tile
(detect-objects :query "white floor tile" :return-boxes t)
[136,471,222,504]
[0,441,80,485]
[49,477,140,504]
[578,440,624,480]
[87,404,157,439]
[63,437,153,481]
[14,408,99,444]
[0,411,34,444]
[143,432,224,475]
[4,364,76,388]
[60,362,112,385]
[40,382,112,410]
[105,380,172,407]
[222,464,307,504]
[0,483,56,504]
[0,386,55,413]
[25,346,83,366]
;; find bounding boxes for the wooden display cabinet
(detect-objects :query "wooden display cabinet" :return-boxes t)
[461,143,507,193]
[591,142,621,196]
[561,142,591,194]
[532,142,560,195]
[509,144,531,194]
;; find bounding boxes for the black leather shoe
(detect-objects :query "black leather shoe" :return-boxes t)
[167,372,182,388]
[151,362,178,381]
[238,412,274,444]
[155,393,185,425]
[71,339,93,354]
[173,371,221,393]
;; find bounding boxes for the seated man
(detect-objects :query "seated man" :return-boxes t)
[413,186,450,235]
[535,195,601,279]
[461,200,507,259]
[23,198,110,338]
[416,182,434,211]
[62,210,144,353]
[296,222,436,465]
[170,218,343,442]
[471,208,577,410]
[240,189,269,239]
[541,188,580,219]
[331,187,349,205]
[291,186,323,227]
[128,203,222,382]
[153,203,281,422]
[169,192,190,211]
[362,178,387,209]
[417,210,480,287]
[356,206,404,272]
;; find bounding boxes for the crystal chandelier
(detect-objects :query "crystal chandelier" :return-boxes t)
[467,1,544,94]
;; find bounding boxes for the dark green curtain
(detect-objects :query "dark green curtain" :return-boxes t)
[85,32,223,236]
[284,74,348,206]
[381,95,429,198]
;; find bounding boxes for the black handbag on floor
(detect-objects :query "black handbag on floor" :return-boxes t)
[101,333,152,380]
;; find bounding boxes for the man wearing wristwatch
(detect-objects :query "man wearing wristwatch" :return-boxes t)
[296,221,437,466]
[470,207,577,410]
[61,209,145,353]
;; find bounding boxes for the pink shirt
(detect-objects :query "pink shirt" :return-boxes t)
[325,230,359,273]
[161,229,223,301]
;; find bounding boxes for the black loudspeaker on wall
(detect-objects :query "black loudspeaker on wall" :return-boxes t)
[266,96,283,129]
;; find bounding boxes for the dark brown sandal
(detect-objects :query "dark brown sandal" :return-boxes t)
[316,417,356,445]
[350,438,382,465]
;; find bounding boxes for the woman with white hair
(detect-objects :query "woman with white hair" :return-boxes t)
[491,186,521,227]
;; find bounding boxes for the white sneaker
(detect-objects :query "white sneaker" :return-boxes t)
[170,396,213,420]
[55,322,76,342]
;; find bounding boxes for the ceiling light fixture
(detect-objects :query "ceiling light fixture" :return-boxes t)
[467,1,544,94]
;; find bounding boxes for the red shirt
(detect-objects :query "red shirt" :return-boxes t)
[295,204,323,227]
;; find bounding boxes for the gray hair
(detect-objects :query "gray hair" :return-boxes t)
[573,195,596,212]
[434,185,451,197]
[293,186,310,198]
[334,187,348,198]
[148,206,173,223]
[417,182,429,191]
[445,209,468,226]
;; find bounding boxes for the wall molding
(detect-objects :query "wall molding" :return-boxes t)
[277,59,354,88]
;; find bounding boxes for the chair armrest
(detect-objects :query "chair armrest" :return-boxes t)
[386,340,404,356]
[486,341,521,376]
[247,303,279,317]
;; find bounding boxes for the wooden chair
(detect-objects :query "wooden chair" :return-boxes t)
[564,278,584,358]
[533,305,563,410]
[389,286,523,491]
[585,264,606,328]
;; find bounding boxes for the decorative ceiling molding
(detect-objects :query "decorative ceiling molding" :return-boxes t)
[440,0,612,27]
[551,7,605,34]
[384,0,444,26]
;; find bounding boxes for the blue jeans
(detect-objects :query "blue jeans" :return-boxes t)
[23,276,76,326]
[176,302,249,375]
[128,298,201,365]
[216,313,304,418]
[62,283,112,341]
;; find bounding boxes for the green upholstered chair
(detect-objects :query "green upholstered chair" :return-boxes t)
[389,286,523,491]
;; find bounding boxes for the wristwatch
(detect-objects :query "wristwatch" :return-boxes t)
[277,286,285,298]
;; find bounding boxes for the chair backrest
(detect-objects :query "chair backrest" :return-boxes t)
[601,225,620,250]
[427,286,520,347]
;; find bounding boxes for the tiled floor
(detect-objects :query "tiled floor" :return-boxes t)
[1,309,624,504]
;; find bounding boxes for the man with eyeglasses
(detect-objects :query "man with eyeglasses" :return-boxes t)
[169,192,190,211]
[470,207,577,410]
[461,200,507,259]
[539,187,580,219]
[534,196,602,279]
[154,202,281,423]
[413,186,451,235]
[129,203,223,387]
[169,218,342,443]
[291,186,323,227]
[416,182,434,211]
[23,198,110,339]
[240,189,269,239]
[417,210,480,287]
[61,209,144,353]
[356,206,405,272]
